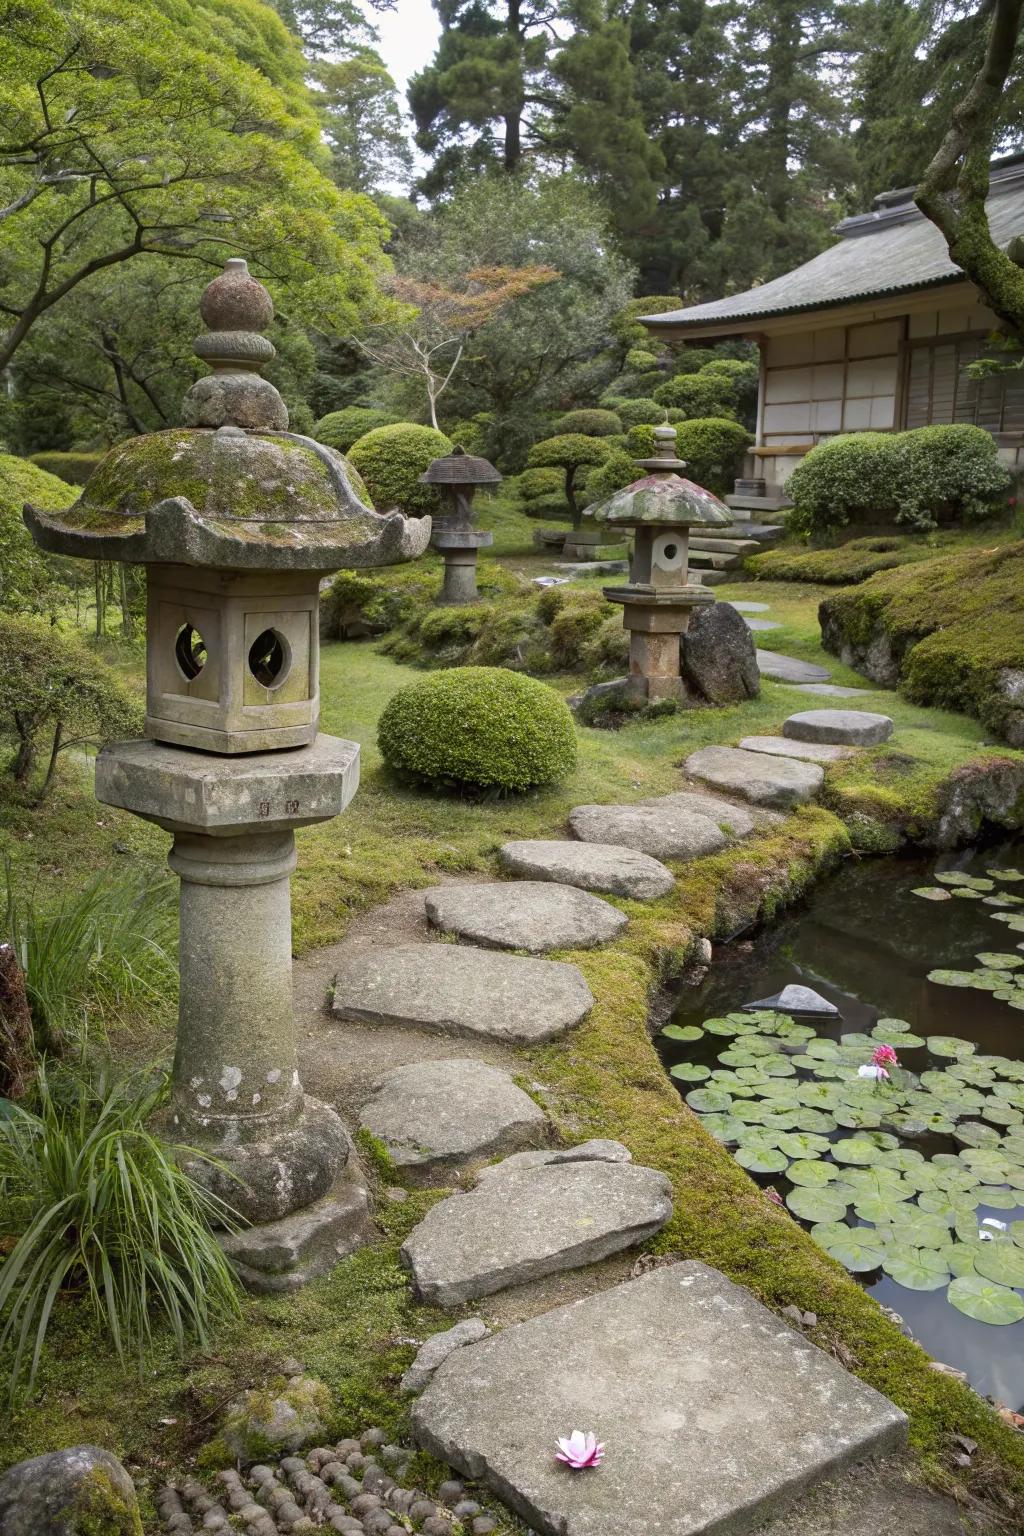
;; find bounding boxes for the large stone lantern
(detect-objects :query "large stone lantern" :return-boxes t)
[420,445,501,604]
[24,259,430,1282]
[586,425,733,703]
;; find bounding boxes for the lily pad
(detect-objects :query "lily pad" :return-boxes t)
[947,1275,1024,1325]
[786,1158,835,1187]
[852,1189,914,1224]
[927,970,980,988]
[669,1063,710,1083]
[699,1113,744,1144]
[814,1228,885,1272]
[661,1023,705,1041]
[685,1087,733,1113]
[734,1145,789,1174]
[786,1185,849,1223]
[889,1209,952,1249]
[941,1243,978,1278]
[976,952,1024,970]
[831,1137,884,1165]
[776,1131,831,1159]
[973,1242,1024,1287]
[882,1246,951,1291]
[912,887,952,902]
[926,1036,976,1059]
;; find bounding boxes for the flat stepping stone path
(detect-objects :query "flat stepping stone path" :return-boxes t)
[401,1157,673,1304]
[332,944,593,1045]
[649,789,758,838]
[475,1137,632,1184]
[685,745,824,808]
[568,792,752,861]
[784,708,894,746]
[739,734,856,764]
[358,1059,546,1179]
[744,617,781,631]
[730,600,771,613]
[498,839,674,900]
[756,648,830,683]
[412,1262,907,1536]
[424,881,626,953]
[792,682,872,698]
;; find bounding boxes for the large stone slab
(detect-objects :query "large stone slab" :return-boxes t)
[783,709,894,747]
[645,790,759,838]
[685,745,823,808]
[424,881,626,953]
[474,1137,632,1184]
[218,1174,374,1293]
[568,800,728,861]
[791,682,871,698]
[359,1058,546,1179]
[498,839,675,900]
[413,1263,908,1536]
[739,735,855,764]
[401,1160,673,1304]
[332,944,592,1044]
[744,617,780,631]
[756,649,830,684]
[745,983,839,1018]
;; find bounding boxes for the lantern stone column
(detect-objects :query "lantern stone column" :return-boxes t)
[421,446,501,605]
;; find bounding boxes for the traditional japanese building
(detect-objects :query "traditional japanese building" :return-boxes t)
[642,155,1024,514]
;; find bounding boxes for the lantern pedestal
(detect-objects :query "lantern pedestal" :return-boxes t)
[604,584,715,703]
[96,734,359,1225]
[432,526,493,604]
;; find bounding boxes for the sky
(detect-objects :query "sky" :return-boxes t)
[371,0,441,94]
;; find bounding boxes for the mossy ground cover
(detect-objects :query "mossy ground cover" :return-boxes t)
[4,579,1024,1525]
[747,523,1021,586]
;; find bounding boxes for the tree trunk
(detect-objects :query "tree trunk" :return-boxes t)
[12,722,36,787]
[119,563,134,639]
[566,467,580,529]
[38,721,64,801]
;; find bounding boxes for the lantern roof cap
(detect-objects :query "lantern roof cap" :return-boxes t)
[23,260,431,573]
[586,424,733,529]
[419,445,502,486]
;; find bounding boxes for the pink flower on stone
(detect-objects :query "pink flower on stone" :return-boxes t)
[555,1430,604,1470]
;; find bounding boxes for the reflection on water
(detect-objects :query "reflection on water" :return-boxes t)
[662,843,1024,1411]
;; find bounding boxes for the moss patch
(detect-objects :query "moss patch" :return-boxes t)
[71,1466,143,1536]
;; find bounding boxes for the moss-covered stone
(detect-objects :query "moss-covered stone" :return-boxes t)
[748,535,944,586]
[219,1375,331,1463]
[0,1447,142,1536]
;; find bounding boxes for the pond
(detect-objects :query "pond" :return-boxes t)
[659,842,1024,1413]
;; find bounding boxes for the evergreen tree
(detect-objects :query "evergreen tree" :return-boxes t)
[317,51,414,192]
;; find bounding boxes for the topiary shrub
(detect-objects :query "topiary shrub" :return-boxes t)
[551,408,623,437]
[313,407,399,453]
[526,433,610,527]
[624,347,659,371]
[347,423,453,516]
[748,535,936,585]
[377,666,577,793]
[27,451,103,485]
[516,466,565,502]
[616,398,666,430]
[786,433,904,536]
[672,417,753,495]
[0,454,78,613]
[580,447,637,508]
[653,369,738,417]
[902,424,1011,524]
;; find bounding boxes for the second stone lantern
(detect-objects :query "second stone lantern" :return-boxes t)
[24,259,430,1289]
[585,424,733,703]
[420,445,501,604]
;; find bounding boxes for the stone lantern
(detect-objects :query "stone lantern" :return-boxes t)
[24,259,430,1284]
[420,445,501,604]
[586,424,733,703]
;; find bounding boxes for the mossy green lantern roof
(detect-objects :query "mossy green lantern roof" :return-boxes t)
[23,259,431,574]
[586,424,733,530]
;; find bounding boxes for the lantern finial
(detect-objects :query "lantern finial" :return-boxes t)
[182,257,288,431]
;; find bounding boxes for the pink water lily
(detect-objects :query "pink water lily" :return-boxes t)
[872,1044,899,1070]
[555,1430,604,1470]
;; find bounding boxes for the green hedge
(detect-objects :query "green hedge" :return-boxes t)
[347,423,453,517]
[673,417,752,495]
[27,451,103,486]
[0,454,78,612]
[377,666,578,793]
[551,408,623,437]
[653,370,738,417]
[312,407,399,453]
[787,425,1012,536]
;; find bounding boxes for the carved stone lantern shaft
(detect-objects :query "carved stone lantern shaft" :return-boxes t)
[420,445,501,604]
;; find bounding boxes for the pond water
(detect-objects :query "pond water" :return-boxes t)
[659,843,1024,1412]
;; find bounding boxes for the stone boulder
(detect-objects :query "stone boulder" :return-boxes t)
[680,602,760,705]
[220,1375,330,1463]
[0,1447,142,1536]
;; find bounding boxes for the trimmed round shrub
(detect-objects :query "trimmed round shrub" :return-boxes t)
[653,370,738,417]
[616,397,665,430]
[581,447,637,507]
[902,424,1010,523]
[377,667,577,793]
[27,451,103,485]
[526,433,610,524]
[313,407,399,453]
[672,417,753,495]
[551,408,623,437]
[516,466,564,502]
[624,347,659,371]
[348,423,453,516]
[339,455,375,509]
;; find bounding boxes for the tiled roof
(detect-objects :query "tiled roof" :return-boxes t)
[642,163,1024,332]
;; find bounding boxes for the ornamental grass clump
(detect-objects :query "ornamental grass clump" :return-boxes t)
[377,666,577,793]
[0,1066,240,1396]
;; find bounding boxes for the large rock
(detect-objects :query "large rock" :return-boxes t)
[680,602,760,705]
[413,1263,908,1536]
[402,1318,491,1393]
[401,1159,673,1304]
[497,840,675,901]
[756,649,830,684]
[738,735,855,764]
[745,983,839,1017]
[221,1375,330,1462]
[0,1447,142,1536]
[424,881,626,953]
[358,1058,546,1179]
[685,745,823,808]
[332,943,593,1044]
[783,709,894,747]
[568,801,727,861]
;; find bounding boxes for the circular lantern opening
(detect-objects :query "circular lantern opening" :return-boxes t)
[248,628,290,688]
[663,542,678,561]
[175,623,207,680]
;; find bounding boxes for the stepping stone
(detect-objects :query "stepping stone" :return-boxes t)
[475,1138,631,1184]
[401,1159,673,1304]
[739,735,856,764]
[685,745,823,809]
[498,840,674,900]
[359,1059,546,1180]
[792,682,871,699]
[332,944,593,1045]
[568,799,728,861]
[730,600,771,613]
[745,983,839,1017]
[424,881,626,953]
[757,649,830,684]
[783,709,894,747]
[647,790,758,839]
[744,617,781,631]
[413,1262,907,1536]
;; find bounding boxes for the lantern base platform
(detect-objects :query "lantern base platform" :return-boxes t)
[96,732,359,835]
[431,528,493,552]
[603,582,716,611]
[178,1095,350,1225]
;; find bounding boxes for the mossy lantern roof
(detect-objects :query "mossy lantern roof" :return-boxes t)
[587,424,733,529]
[23,259,431,574]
